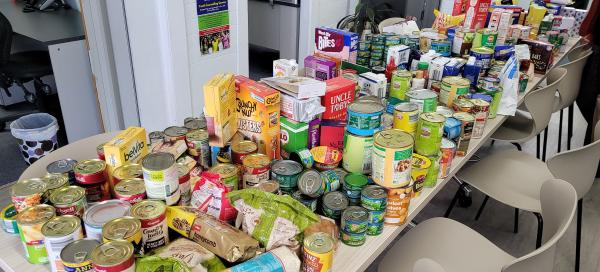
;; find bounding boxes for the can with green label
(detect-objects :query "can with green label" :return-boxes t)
[17,204,56,264]
[342,131,373,174]
[367,209,385,236]
[423,153,441,188]
[406,89,438,113]
[271,160,304,194]
[390,70,412,100]
[415,113,446,156]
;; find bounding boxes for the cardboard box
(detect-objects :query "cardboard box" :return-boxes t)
[280,116,308,155]
[304,55,337,81]
[237,80,281,160]
[520,39,554,74]
[315,27,358,63]
[204,74,238,147]
[104,127,148,186]
[463,0,491,30]
[319,120,345,150]
[322,77,356,121]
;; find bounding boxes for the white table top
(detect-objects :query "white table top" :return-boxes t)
[0,37,581,272]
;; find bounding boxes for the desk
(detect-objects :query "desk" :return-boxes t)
[0,37,581,272]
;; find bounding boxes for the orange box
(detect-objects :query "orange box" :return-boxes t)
[237,79,281,160]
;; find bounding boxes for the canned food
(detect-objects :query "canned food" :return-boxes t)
[343,173,368,200]
[406,89,438,113]
[185,129,210,169]
[452,28,475,56]
[471,99,490,139]
[148,131,165,146]
[411,154,432,197]
[303,232,334,272]
[390,70,412,100]
[60,239,100,272]
[114,178,146,204]
[83,200,132,241]
[322,191,349,220]
[430,38,451,56]
[474,29,497,48]
[271,160,303,193]
[393,102,419,135]
[208,163,239,191]
[289,148,314,169]
[91,240,135,272]
[97,142,106,160]
[1,204,18,235]
[231,140,258,165]
[439,138,456,179]
[453,112,475,157]
[340,229,366,246]
[112,163,143,186]
[131,200,168,252]
[385,185,412,225]
[297,169,325,198]
[423,154,440,188]
[12,178,46,212]
[163,126,189,142]
[367,209,385,236]
[415,113,446,156]
[361,185,387,211]
[346,101,384,136]
[42,215,84,272]
[332,168,348,185]
[440,76,470,108]
[102,216,143,256]
[17,204,56,264]
[47,159,78,184]
[311,146,343,171]
[452,98,474,113]
[341,206,369,233]
[242,153,270,188]
[371,129,414,188]
[254,181,280,194]
[342,132,373,174]
[470,47,494,69]
[320,170,341,193]
[184,117,207,131]
[176,164,191,206]
[49,186,87,217]
[142,152,180,205]
[43,173,69,197]
[74,159,110,203]
[291,191,318,212]
[436,106,454,119]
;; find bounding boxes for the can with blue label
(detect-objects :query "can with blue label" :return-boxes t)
[443,117,463,140]
[430,39,451,57]
[289,148,314,169]
[470,47,494,69]
[347,101,384,136]
[367,209,385,236]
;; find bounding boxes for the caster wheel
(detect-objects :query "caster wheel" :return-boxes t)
[41,84,52,95]
[458,190,472,208]
[25,93,36,104]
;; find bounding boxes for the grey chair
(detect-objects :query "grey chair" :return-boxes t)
[379,179,577,272]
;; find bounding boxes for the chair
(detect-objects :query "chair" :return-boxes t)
[19,131,119,180]
[378,179,578,272]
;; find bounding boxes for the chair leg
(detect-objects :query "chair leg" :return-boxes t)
[558,109,563,153]
[475,195,490,220]
[534,212,543,249]
[542,128,548,161]
[511,142,522,151]
[490,139,495,146]
[576,199,582,272]
[568,105,574,150]
[536,134,541,159]
[444,183,465,218]
[514,208,519,233]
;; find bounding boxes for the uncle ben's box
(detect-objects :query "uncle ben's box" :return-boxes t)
[103,127,148,188]
[322,77,356,121]
[237,78,281,160]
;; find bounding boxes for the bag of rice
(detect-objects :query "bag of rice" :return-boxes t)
[224,247,300,272]
[153,238,225,272]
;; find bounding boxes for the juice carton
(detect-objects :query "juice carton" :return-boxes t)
[280,116,308,157]
[204,74,238,147]
[104,127,148,188]
[237,80,281,160]
[315,27,358,63]
[322,77,356,121]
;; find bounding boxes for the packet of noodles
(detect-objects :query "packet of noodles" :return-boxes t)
[154,238,226,272]
[227,189,320,250]
[135,256,191,272]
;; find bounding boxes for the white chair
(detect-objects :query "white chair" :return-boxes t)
[379,179,577,272]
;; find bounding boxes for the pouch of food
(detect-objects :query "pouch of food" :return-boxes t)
[135,256,191,272]
[224,247,301,272]
[154,238,225,272]
[190,172,237,222]
[227,189,320,250]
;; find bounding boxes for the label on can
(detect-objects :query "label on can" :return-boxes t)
[390,70,412,100]
[17,205,56,264]
[50,186,87,218]
[411,154,432,196]
[393,103,419,135]
[320,170,341,193]
[1,204,18,235]
[439,138,456,179]
[208,163,239,191]
[132,201,168,252]
[114,178,147,205]
[372,130,413,188]
[384,186,412,225]
[453,112,475,157]
[406,90,438,113]
[242,154,270,188]
[347,101,384,135]
[361,185,388,211]
[440,76,470,108]
[415,113,446,156]
[342,132,373,174]
[342,206,369,233]
[303,232,334,272]
[142,153,180,205]
[42,216,84,272]
[340,229,366,246]
[11,178,46,212]
[367,209,385,236]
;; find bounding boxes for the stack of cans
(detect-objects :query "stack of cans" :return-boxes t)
[342,173,369,206]
[340,206,369,246]
[383,33,401,64]
[357,39,371,66]
[360,185,387,236]
[369,34,385,68]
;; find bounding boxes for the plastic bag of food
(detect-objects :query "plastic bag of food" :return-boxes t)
[227,189,320,250]
[303,216,340,251]
[223,247,300,272]
[191,172,237,222]
[153,238,225,272]
[135,256,191,272]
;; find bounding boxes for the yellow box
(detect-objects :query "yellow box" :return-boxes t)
[103,127,148,186]
[204,74,238,147]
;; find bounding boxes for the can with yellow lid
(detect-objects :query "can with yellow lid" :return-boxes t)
[102,216,143,255]
[131,200,168,252]
[49,186,87,217]
[11,178,47,212]
[42,215,84,272]
[17,204,56,264]
[371,129,414,188]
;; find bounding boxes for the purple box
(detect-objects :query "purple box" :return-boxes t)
[308,118,321,149]
[304,55,337,81]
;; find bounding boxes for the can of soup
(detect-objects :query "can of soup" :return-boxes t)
[411,154,432,197]
[102,216,143,255]
[74,159,110,203]
[49,186,87,217]
[114,178,146,204]
[112,163,143,186]
[342,131,373,174]
[91,240,136,272]
[453,112,475,157]
[341,206,369,233]
[292,191,318,212]
[297,169,325,198]
[163,126,189,142]
[60,239,100,272]
[47,159,78,184]
[393,102,419,135]
[231,140,258,165]
[1,204,19,235]
[322,191,349,221]
[42,215,84,272]
[361,185,387,211]
[83,200,132,241]
[471,99,490,139]
[415,113,446,156]
[12,178,47,212]
[42,173,69,198]
[346,101,385,136]
[440,76,470,108]
[406,89,438,113]
[208,163,239,191]
[131,200,169,252]
[384,185,412,225]
[271,160,304,194]
[371,129,414,188]
[185,129,210,169]
[320,169,341,193]
[242,153,271,188]
[142,152,180,205]
[303,232,334,272]
[17,204,56,264]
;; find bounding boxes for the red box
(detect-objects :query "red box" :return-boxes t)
[452,0,467,16]
[464,0,491,30]
[319,120,345,150]
[322,77,356,121]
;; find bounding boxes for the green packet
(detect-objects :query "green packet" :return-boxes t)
[135,256,191,272]
[152,238,226,272]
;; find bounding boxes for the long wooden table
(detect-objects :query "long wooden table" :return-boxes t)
[0,38,580,272]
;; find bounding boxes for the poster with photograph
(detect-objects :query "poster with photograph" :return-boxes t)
[197,0,231,55]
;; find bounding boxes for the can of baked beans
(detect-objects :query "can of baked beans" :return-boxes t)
[177,164,191,206]
[163,126,189,142]
[114,178,146,204]
[74,159,110,203]
[242,153,270,188]
[231,140,258,165]
[83,200,132,241]
[91,240,135,272]
[42,215,84,272]
[131,200,168,252]
[17,204,56,264]
[60,239,100,272]
[11,178,47,212]
[141,152,180,206]
[112,163,143,186]
[47,159,78,184]
[49,186,87,217]
[102,216,143,256]
[185,129,210,170]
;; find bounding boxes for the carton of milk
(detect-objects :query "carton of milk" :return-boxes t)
[315,27,358,63]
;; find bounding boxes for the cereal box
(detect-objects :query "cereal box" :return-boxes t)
[237,80,281,160]
[315,27,358,63]
[322,77,356,121]
[204,74,238,147]
[463,0,491,30]
[104,127,148,188]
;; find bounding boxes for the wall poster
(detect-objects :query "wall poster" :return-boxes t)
[197,0,231,55]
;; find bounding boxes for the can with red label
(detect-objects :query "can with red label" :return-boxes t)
[177,164,191,206]
[74,159,110,203]
[163,126,189,142]
[471,99,490,139]
[96,142,106,161]
[112,163,143,186]
[91,240,136,272]
[231,140,258,165]
[131,200,168,252]
[242,153,271,188]
[11,178,46,212]
[49,186,87,217]
[114,178,146,204]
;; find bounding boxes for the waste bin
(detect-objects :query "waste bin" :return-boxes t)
[10,113,59,165]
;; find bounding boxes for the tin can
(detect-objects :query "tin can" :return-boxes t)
[83,200,132,241]
[361,185,387,211]
[292,191,318,212]
[297,169,325,198]
[430,38,451,56]
[367,209,385,236]
[393,102,419,135]
[311,146,343,171]
[384,185,412,225]
[332,168,348,184]
[303,232,334,272]
[208,163,239,191]
[91,240,135,272]
[74,159,110,203]
[184,117,207,131]
[470,47,494,69]
[61,239,99,272]
[254,181,280,194]
[42,215,84,272]
[473,29,497,49]
[436,106,454,119]
[439,138,456,179]
[342,131,373,174]
[346,101,384,136]
[1,204,18,235]
[131,200,168,252]
[49,186,87,217]
[440,76,470,108]
[406,89,438,113]
[42,173,69,198]
[176,164,191,206]
[102,217,143,256]
[11,178,46,212]
[142,152,180,205]
[341,206,369,233]
[163,126,189,142]
[289,148,314,169]
[423,154,440,188]
[231,140,258,165]
[340,229,366,246]
[371,129,414,188]
[47,159,78,184]
[16,204,56,264]
[453,112,475,157]
[343,173,368,201]
[96,142,106,160]
[242,153,271,188]
[112,163,143,186]
[390,70,412,100]
[471,99,490,139]
[321,170,341,193]
[114,178,146,204]
[452,98,474,113]
[415,113,446,156]
[185,129,211,169]
[271,160,303,194]
[322,191,349,220]
[148,131,165,146]
[411,154,431,197]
